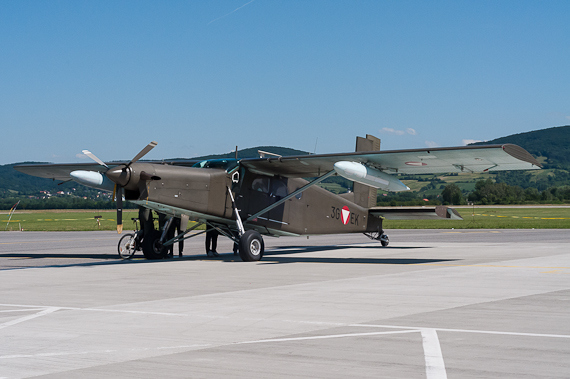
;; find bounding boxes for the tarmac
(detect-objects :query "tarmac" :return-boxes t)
[0,229,569,378]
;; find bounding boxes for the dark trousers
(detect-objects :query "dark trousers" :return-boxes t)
[206,229,219,252]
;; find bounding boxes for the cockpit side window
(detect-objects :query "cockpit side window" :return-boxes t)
[192,159,239,172]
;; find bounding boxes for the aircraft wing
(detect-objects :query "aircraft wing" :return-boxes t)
[14,160,199,181]
[239,144,541,177]
[14,163,109,181]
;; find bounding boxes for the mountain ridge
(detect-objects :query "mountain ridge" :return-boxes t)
[469,125,570,169]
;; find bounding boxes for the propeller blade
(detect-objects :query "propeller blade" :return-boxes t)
[116,185,123,234]
[82,150,108,168]
[128,141,157,167]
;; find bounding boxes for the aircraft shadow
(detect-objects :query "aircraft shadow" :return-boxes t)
[0,244,455,269]
[256,244,455,265]
[0,253,117,260]
[210,244,455,265]
[257,257,456,265]
[0,252,128,271]
[267,244,427,255]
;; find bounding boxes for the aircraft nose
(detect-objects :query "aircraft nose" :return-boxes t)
[106,166,130,187]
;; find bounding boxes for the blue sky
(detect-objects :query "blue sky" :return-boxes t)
[1,0,569,164]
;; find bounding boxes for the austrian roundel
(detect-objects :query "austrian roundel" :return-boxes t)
[341,206,350,225]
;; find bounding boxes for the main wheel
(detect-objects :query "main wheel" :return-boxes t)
[238,230,264,262]
[141,230,168,259]
[118,233,136,259]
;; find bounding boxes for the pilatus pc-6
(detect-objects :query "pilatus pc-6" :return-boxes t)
[15,135,541,261]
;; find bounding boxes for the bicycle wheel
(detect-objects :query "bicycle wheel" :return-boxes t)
[118,233,137,259]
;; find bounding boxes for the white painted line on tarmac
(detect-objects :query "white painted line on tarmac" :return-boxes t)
[77,308,188,317]
[244,317,347,327]
[0,309,46,313]
[237,328,448,378]
[3,303,569,340]
[0,307,59,330]
[0,303,52,308]
[353,323,570,339]
[421,328,447,379]
[0,344,212,360]
[0,303,187,317]
[236,329,418,345]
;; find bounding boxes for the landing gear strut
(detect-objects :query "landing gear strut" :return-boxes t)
[227,186,264,262]
[364,230,389,247]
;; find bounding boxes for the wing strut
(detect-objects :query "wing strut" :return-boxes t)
[160,221,206,247]
[227,186,246,236]
[244,170,335,223]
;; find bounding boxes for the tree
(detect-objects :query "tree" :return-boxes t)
[468,179,525,204]
[441,183,464,205]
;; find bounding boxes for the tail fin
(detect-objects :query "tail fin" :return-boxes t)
[353,134,380,208]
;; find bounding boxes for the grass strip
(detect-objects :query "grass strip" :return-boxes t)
[1,207,569,231]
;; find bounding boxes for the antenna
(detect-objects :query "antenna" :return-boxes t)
[235,146,238,160]
[313,137,318,154]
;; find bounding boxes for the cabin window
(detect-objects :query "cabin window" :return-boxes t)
[270,179,288,198]
[252,177,270,193]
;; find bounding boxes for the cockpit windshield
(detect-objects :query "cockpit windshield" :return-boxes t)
[192,158,239,172]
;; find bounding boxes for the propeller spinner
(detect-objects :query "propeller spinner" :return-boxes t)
[83,141,158,233]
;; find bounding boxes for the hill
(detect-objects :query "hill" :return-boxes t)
[469,125,570,169]
[184,146,308,160]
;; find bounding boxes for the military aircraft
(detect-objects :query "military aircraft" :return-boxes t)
[14,134,541,261]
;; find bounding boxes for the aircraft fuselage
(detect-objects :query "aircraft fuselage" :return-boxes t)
[122,162,382,237]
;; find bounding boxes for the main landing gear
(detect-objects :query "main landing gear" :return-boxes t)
[199,224,264,262]
[142,229,169,259]
[238,230,264,262]
[134,216,265,262]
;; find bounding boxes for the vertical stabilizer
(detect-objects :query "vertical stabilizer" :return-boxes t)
[353,135,380,208]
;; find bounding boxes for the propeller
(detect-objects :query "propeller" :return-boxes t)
[83,141,158,233]
[82,150,108,168]
[128,141,157,166]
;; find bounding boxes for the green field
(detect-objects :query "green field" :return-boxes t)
[1,210,140,231]
[2,207,569,231]
[384,207,570,229]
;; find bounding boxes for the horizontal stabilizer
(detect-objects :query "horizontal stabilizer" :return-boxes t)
[369,206,462,220]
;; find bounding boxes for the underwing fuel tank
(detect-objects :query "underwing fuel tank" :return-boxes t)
[70,170,115,191]
[333,161,410,192]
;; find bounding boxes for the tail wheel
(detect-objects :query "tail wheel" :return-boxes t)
[239,230,264,262]
[380,234,389,247]
[142,230,168,259]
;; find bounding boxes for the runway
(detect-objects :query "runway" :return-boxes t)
[1,230,569,378]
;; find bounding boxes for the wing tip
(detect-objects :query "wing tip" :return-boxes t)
[502,144,543,168]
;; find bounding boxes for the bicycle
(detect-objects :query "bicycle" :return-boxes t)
[117,218,143,259]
